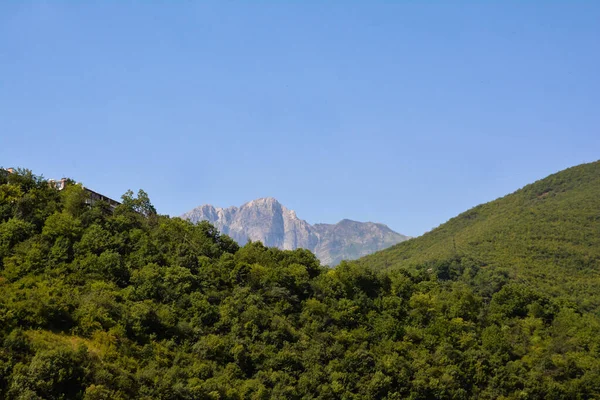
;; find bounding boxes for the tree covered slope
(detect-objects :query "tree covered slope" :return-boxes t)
[2,166,600,399]
[359,160,600,312]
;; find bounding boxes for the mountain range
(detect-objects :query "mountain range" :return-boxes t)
[181,197,409,266]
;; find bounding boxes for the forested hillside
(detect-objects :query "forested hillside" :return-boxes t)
[360,161,600,313]
[1,167,600,399]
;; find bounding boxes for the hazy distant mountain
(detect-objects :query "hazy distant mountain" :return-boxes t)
[181,197,409,266]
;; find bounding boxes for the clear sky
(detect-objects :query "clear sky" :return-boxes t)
[1,2,599,237]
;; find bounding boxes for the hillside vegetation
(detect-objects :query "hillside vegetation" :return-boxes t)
[1,166,600,399]
[360,161,600,312]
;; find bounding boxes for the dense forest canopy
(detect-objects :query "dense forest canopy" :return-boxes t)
[1,165,600,399]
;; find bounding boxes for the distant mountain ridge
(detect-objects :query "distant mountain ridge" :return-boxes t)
[181,197,409,265]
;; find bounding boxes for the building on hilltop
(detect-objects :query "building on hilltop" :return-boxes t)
[49,178,121,211]
[48,178,68,191]
[3,167,120,211]
[81,186,121,211]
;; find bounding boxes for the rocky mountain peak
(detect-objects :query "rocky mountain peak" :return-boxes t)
[182,198,409,266]
[242,197,276,207]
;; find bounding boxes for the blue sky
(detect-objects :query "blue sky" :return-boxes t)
[1,2,599,237]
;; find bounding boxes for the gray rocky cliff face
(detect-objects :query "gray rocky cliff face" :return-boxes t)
[181,198,409,266]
